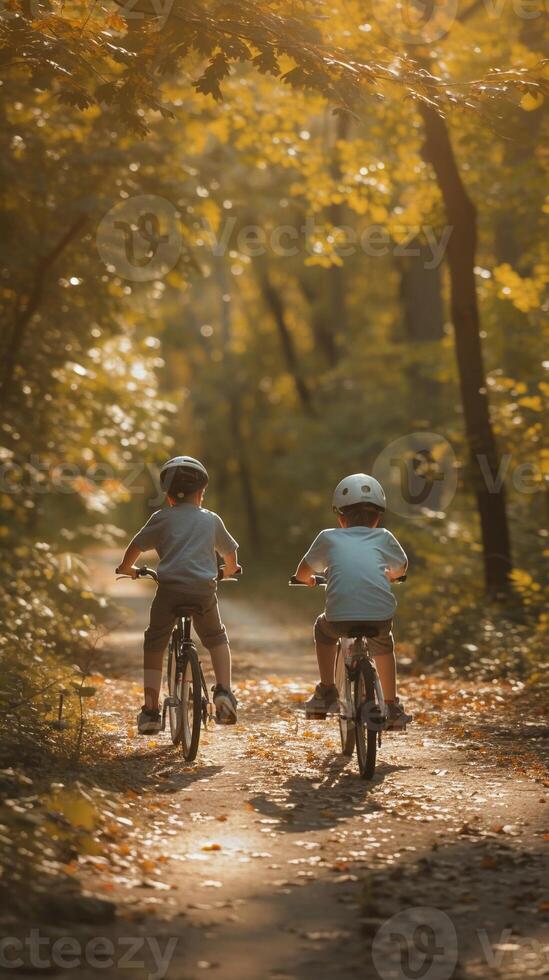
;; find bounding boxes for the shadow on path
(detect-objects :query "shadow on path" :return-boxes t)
[86,745,223,794]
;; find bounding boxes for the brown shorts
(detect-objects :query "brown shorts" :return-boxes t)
[144,585,227,654]
[314,614,394,658]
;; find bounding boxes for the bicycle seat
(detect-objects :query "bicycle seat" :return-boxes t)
[346,622,380,639]
[172,604,202,617]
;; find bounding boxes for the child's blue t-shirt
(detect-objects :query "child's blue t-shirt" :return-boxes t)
[130,503,238,593]
[303,526,407,622]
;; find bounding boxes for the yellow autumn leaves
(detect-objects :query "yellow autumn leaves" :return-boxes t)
[493,263,548,313]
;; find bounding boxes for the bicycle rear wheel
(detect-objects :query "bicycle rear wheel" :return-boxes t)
[354,660,379,779]
[335,644,355,756]
[180,646,203,761]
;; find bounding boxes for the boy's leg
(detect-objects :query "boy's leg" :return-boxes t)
[144,650,164,711]
[209,644,231,689]
[192,598,231,687]
[314,615,340,685]
[302,616,341,715]
[193,599,236,724]
[367,622,396,701]
[143,589,177,711]
[369,624,412,726]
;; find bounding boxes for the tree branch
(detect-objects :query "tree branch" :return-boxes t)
[0,214,88,413]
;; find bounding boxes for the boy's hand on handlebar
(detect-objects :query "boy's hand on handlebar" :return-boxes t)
[115,564,139,579]
[219,564,242,580]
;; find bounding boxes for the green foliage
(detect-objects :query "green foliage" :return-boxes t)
[0,0,546,790]
[0,542,107,769]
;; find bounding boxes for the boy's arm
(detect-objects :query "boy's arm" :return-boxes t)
[115,542,142,577]
[117,510,162,575]
[219,549,240,578]
[382,531,408,582]
[295,531,328,585]
[294,557,316,586]
[214,515,240,573]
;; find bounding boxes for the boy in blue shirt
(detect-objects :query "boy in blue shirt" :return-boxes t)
[294,473,412,727]
[116,456,240,733]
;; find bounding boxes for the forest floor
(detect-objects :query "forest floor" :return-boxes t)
[3,551,548,980]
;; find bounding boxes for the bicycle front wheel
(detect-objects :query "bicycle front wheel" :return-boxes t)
[354,660,379,779]
[180,646,203,761]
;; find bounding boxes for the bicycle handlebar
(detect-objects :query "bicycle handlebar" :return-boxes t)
[289,572,407,586]
[117,565,242,583]
[289,574,327,587]
[218,565,242,582]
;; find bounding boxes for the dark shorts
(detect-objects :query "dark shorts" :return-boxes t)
[144,585,227,654]
[314,614,394,657]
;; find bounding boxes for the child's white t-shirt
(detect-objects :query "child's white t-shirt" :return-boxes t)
[304,526,407,622]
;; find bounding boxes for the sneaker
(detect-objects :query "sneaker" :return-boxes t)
[137,706,162,735]
[385,698,412,730]
[303,683,339,719]
[212,685,238,725]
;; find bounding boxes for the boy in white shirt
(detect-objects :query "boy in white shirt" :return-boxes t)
[293,473,412,727]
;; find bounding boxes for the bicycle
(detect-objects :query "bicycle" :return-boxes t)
[289,573,407,780]
[117,565,240,761]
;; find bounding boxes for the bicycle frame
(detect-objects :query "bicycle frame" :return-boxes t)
[117,563,240,758]
[338,637,386,729]
[162,613,212,732]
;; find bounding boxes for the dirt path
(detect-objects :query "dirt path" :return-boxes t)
[46,554,548,980]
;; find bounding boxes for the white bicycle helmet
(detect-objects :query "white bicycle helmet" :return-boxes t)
[160,456,209,496]
[332,473,386,514]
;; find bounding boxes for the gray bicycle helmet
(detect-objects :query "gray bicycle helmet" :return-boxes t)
[160,456,208,498]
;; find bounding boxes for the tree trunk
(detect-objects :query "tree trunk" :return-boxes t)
[0,215,88,415]
[327,112,350,354]
[298,273,339,366]
[420,105,512,594]
[296,113,351,369]
[216,261,261,552]
[399,241,444,342]
[257,267,315,415]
